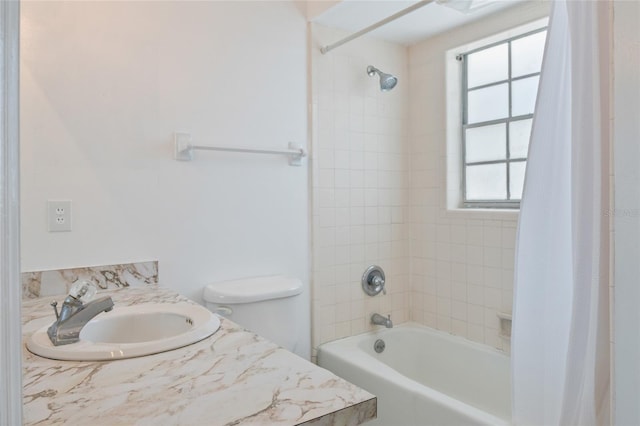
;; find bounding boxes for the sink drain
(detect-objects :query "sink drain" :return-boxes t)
[374,339,385,353]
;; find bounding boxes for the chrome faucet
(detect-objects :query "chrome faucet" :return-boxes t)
[47,283,114,346]
[371,313,393,328]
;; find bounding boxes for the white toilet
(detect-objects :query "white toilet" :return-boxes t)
[203,275,308,358]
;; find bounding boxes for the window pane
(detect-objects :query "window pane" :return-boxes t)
[509,119,532,158]
[512,31,547,77]
[466,123,506,163]
[512,76,539,116]
[468,83,508,124]
[467,44,509,88]
[509,161,527,200]
[466,163,507,200]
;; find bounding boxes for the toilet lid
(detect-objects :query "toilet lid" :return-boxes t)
[203,275,302,304]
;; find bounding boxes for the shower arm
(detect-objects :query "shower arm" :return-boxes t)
[319,0,434,54]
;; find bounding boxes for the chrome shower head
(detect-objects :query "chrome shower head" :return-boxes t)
[367,65,398,92]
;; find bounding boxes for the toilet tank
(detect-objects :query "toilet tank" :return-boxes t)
[203,276,306,358]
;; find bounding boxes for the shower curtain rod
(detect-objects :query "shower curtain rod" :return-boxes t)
[320,0,435,54]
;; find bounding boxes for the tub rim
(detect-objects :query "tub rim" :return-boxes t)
[316,322,512,426]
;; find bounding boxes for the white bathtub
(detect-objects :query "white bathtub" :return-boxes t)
[317,323,511,426]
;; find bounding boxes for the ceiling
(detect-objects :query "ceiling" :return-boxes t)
[312,0,525,45]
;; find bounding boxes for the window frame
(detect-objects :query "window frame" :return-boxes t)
[460,26,547,209]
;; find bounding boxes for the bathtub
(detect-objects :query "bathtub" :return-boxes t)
[317,323,511,426]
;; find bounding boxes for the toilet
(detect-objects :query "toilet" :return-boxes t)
[203,275,307,358]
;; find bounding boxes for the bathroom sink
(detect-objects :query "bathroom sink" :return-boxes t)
[26,303,220,361]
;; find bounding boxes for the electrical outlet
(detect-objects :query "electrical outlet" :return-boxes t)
[48,200,72,232]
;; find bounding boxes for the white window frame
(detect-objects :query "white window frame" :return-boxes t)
[445,18,548,214]
[461,27,547,209]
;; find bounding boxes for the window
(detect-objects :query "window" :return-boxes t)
[460,28,547,208]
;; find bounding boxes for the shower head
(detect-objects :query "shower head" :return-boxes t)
[367,65,398,92]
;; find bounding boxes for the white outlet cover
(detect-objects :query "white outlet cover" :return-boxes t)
[47,200,72,232]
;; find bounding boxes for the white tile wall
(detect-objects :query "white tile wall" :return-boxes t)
[311,3,550,355]
[407,2,549,351]
[310,24,410,356]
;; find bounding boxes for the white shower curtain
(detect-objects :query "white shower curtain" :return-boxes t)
[511,0,610,425]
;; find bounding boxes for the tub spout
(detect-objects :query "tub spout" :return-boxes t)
[371,313,393,328]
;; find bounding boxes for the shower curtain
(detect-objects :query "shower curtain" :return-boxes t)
[511,0,610,425]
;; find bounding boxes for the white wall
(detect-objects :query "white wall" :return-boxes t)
[310,23,410,355]
[407,2,550,350]
[613,0,640,423]
[20,0,309,336]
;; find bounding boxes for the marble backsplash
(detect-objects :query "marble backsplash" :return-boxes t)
[21,261,158,299]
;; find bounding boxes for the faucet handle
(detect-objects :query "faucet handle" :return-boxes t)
[372,275,386,295]
[69,280,97,303]
[50,301,59,320]
[362,265,386,296]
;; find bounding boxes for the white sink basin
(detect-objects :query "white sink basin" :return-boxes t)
[27,303,220,361]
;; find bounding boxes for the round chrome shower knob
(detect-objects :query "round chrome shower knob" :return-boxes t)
[362,265,386,296]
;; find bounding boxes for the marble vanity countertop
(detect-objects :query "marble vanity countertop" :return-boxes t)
[22,288,376,426]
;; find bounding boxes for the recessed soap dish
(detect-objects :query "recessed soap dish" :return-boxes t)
[497,312,512,340]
